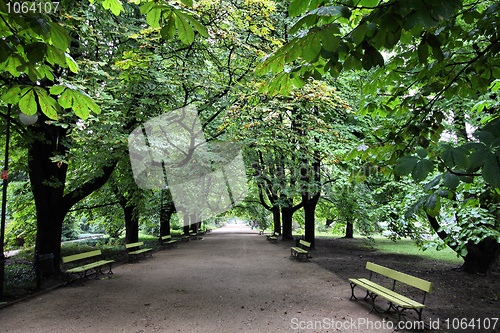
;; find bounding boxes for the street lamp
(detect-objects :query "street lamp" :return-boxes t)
[1,109,38,298]
[19,112,39,126]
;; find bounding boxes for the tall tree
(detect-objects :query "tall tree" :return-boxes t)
[256,0,500,272]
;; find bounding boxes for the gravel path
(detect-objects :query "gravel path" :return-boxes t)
[0,225,394,332]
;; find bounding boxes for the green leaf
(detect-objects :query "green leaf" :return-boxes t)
[452,147,468,169]
[49,23,71,51]
[57,88,100,118]
[160,15,177,40]
[424,174,442,191]
[19,88,37,116]
[25,42,47,64]
[30,18,51,36]
[437,189,454,200]
[46,45,66,66]
[417,40,429,64]
[102,0,124,16]
[424,193,441,217]
[34,87,59,120]
[180,0,193,7]
[395,156,418,176]
[146,8,162,29]
[289,0,310,17]
[416,148,428,159]
[321,32,339,53]
[5,55,24,77]
[360,0,380,6]
[483,153,500,188]
[467,148,489,171]
[412,159,434,182]
[2,85,22,104]
[140,1,155,15]
[49,85,67,95]
[182,13,209,37]
[442,172,459,189]
[309,6,350,18]
[65,53,78,73]
[174,12,194,44]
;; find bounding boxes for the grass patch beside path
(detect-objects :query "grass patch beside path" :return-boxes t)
[355,237,464,265]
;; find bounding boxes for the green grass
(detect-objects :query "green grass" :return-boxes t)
[291,231,463,264]
[362,238,464,264]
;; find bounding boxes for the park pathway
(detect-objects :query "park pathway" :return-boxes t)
[0,224,393,332]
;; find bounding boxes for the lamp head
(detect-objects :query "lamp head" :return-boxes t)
[19,112,39,125]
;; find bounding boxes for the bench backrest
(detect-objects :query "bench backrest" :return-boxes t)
[299,240,311,248]
[62,250,101,264]
[161,235,171,240]
[366,262,432,293]
[126,242,144,249]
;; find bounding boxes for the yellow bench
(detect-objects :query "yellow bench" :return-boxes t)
[62,250,114,284]
[349,262,432,326]
[159,235,178,249]
[125,242,153,262]
[290,240,311,262]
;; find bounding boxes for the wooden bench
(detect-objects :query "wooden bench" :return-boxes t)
[267,231,280,242]
[62,250,114,284]
[125,242,153,262]
[290,240,311,262]
[349,262,432,326]
[159,235,178,249]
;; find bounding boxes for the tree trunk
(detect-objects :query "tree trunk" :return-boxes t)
[301,159,320,249]
[28,122,68,274]
[281,206,293,240]
[183,214,190,235]
[124,203,139,244]
[426,213,500,274]
[160,190,175,236]
[345,222,354,238]
[28,119,116,276]
[303,196,319,249]
[462,237,500,274]
[272,205,281,235]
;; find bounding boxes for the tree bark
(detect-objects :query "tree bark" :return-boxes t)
[160,190,175,236]
[28,119,117,275]
[301,158,320,249]
[303,193,319,249]
[345,222,354,238]
[124,203,139,244]
[281,206,294,240]
[462,237,500,274]
[426,213,500,273]
[272,205,281,235]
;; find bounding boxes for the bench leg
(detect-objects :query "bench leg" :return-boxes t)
[368,292,378,314]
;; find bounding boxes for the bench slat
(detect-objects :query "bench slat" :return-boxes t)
[126,242,144,249]
[366,262,432,293]
[62,250,101,264]
[350,278,425,309]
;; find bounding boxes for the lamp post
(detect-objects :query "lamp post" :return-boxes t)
[0,104,12,298]
[0,108,38,298]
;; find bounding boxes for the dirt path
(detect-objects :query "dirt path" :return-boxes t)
[0,225,394,333]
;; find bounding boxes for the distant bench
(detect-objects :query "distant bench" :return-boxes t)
[349,262,432,326]
[62,250,114,284]
[290,240,310,262]
[125,242,153,262]
[159,235,178,249]
[266,231,280,242]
